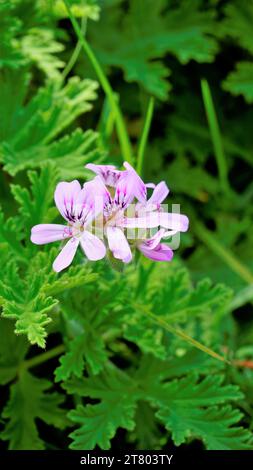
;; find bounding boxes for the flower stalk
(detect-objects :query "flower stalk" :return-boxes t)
[134,302,230,364]
[22,344,65,370]
[137,96,155,176]
[63,0,133,166]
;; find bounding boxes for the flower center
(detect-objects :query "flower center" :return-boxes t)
[72,221,85,238]
[105,208,124,228]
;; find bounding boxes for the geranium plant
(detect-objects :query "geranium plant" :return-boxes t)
[0,0,253,452]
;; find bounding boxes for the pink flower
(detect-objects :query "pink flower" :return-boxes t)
[86,163,189,264]
[86,162,147,203]
[31,180,106,272]
[31,163,189,271]
[85,162,147,263]
[138,229,174,262]
[121,179,189,233]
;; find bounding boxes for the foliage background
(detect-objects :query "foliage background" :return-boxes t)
[0,0,253,450]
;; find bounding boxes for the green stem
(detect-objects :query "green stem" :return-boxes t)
[62,16,87,81]
[63,0,133,165]
[22,344,65,370]
[97,96,116,150]
[137,96,155,175]
[201,79,230,194]
[134,303,229,364]
[194,220,253,285]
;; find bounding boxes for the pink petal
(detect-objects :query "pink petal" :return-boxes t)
[139,242,173,262]
[142,229,166,250]
[107,226,132,263]
[80,231,106,261]
[54,180,81,222]
[122,212,189,232]
[85,164,121,187]
[122,162,147,204]
[31,224,71,245]
[53,238,79,272]
[114,175,135,208]
[148,181,169,206]
[114,166,145,208]
[82,176,111,218]
[72,188,94,224]
[159,212,189,232]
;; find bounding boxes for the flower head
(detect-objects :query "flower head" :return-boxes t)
[31,180,106,272]
[31,162,189,271]
[86,163,189,264]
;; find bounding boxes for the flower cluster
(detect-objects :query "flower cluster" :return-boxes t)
[31,163,189,272]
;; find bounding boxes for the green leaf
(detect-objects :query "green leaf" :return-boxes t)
[139,369,253,449]
[43,262,98,297]
[21,28,65,80]
[11,163,58,231]
[12,304,56,349]
[86,0,218,99]
[0,1,65,77]
[220,1,253,104]
[65,361,251,450]
[66,363,137,450]
[157,406,253,450]
[124,321,167,359]
[0,254,55,348]
[55,330,107,381]
[129,402,164,450]
[146,374,243,407]
[124,264,232,359]
[188,278,233,316]
[0,243,100,348]
[0,72,102,177]
[69,399,136,450]
[220,1,253,54]
[166,156,219,200]
[150,270,232,320]
[223,62,253,103]
[0,1,24,69]
[0,208,27,261]
[50,0,100,21]
[163,0,218,64]
[64,361,135,399]
[1,370,68,450]
[136,350,222,384]
[41,128,103,180]
[120,58,171,101]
